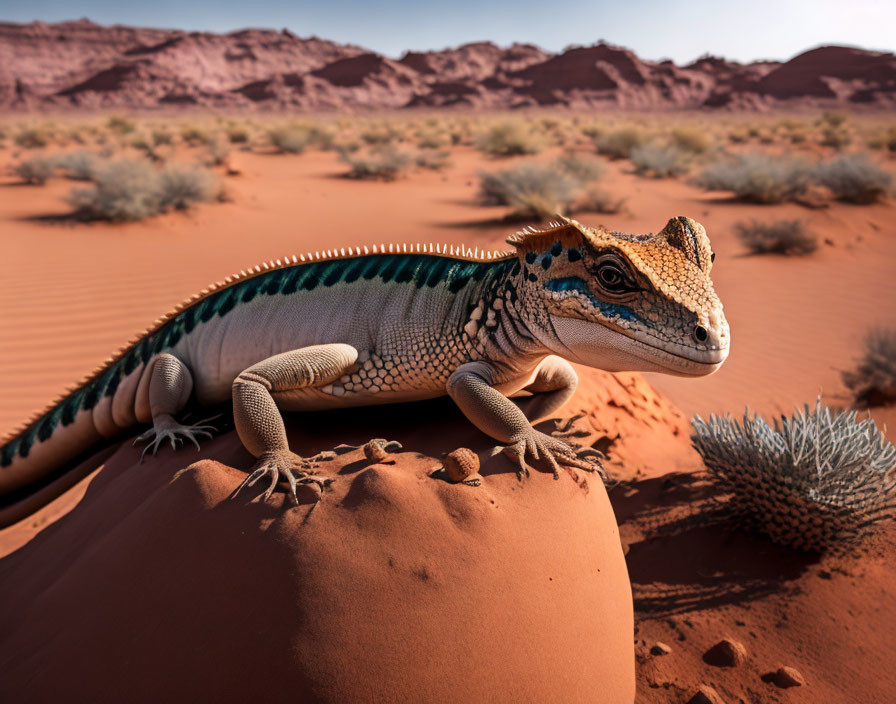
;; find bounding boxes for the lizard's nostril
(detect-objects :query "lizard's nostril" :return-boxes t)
[694,325,708,343]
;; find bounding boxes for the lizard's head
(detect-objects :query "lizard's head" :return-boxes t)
[509,216,729,377]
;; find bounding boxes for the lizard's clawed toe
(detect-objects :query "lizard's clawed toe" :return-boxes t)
[233,450,334,506]
[134,415,218,461]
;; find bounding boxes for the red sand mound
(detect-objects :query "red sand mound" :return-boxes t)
[1,19,894,110]
[0,367,682,704]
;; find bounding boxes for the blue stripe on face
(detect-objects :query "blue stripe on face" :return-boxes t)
[545,277,640,322]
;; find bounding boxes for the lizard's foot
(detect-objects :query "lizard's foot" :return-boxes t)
[491,428,605,481]
[134,414,218,461]
[233,450,334,506]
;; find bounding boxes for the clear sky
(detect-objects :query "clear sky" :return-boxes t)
[2,0,892,64]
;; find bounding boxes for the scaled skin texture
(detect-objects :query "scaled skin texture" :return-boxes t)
[0,216,728,516]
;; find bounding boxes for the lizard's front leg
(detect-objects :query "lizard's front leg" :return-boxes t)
[231,344,358,504]
[447,360,602,480]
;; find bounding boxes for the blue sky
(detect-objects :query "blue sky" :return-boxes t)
[2,0,892,64]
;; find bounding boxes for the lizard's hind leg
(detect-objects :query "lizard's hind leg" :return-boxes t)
[134,353,217,460]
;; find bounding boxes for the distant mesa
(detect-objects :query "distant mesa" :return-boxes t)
[0,19,893,110]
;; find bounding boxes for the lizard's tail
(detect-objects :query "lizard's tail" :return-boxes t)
[0,353,150,528]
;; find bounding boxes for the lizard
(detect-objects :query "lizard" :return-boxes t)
[0,216,729,522]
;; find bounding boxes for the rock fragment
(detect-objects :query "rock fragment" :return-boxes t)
[702,637,747,667]
[687,685,725,704]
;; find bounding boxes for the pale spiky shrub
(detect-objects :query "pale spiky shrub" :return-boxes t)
[692,399,896,552]
[475,121,544,157]
[15,156,57,184]
[57,151,100,181]
[734,219,817,256]
[203,139,231,167]
[340,146,411,181]
[594,127,647,160]
[69,159,216,221]
[842,328,896,408]
[630,143,691,178]
[478,163,580,220]
[360,122,403,146]
[816,154,891,204]
[694,152,813,203]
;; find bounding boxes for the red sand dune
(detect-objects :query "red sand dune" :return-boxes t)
[0,367,647,704]
[1,19,894,110]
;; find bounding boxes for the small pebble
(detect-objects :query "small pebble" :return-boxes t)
[687,685,725,704]
[363,439,401,462]
[650,642,671,656]
[771,665,806,688]
[443,448,480,483]
[703,637,747,668]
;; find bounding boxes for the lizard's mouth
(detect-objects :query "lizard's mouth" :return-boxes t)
[549,315,729,377]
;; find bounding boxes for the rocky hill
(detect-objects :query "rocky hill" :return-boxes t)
[0,18,893,110]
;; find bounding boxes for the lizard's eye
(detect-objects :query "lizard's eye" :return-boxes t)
[595,261,636,294]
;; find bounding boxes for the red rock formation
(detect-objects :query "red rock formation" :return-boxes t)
[0,19,892,110]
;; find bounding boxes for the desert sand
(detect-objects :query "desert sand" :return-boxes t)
[0,120,894,703]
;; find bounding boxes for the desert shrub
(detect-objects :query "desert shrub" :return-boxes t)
[815,153,891,204]
[15,156,57,184]
[69,159,216,221]
[417,129,449,149]
[478,162,580,220]
[413,149,450,170]
[57,151,101,181]
[691,399,896,552]
[594,127,646,159]
[841,328,896,408]
[694,152,813,203]
[180,126,215,146]
[475,121,544,157]
[360,123,403,146]
[734,219,817,255]
[630,143,691,178]
[819,112,847,128]
[553,153,605,182]
[14,127,50,149]
[670,127,712,154]
[157,164,218,210]
[268,125,312,154]
[820,126,851,150]
[106,116,136,135]
[574,186,626,215]
[225,125,250,144]
[340,146,411,181]
[152,130,173,147]
[203,139,231,167]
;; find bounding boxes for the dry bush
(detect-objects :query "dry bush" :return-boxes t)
[475,121,544,157]
[413,149,450,170]
[553,153,605,182]
[107,116,137,135]
[14,156,57,184]
[670,127,712,154]
[203,139,231,167]
[694,152,813,203]
[340,146,411,181]
[478,163,581,220]
[152,130,173,147]
[69,159,216,221]
[180,126,215,146]
[594,127,647,159]
[416,129,450,149]
[14,127,50,149]
[734,219,817,255]
[57,151,101,181]
[842,328,896,408]
[360,123,403,146]
[818,112,847,128]
[630,143,691,178]
[574,186,626,215]
[692,399,896,552]
[268,124,312,154]
[820,126,851,150]
[816,153,892,204]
